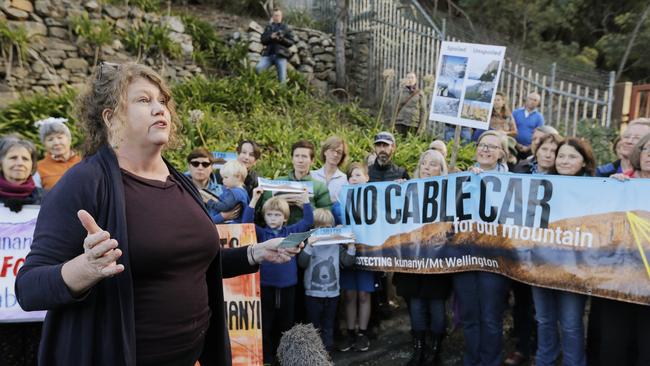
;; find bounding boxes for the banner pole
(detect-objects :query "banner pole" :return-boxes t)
[449,124,462,170]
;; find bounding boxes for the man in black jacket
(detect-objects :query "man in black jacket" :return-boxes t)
[365,131,409,345]
[255,8,295,83]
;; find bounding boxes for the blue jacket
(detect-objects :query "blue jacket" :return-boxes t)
[206,186,249,223]
[243,203,313,287]
[15,145,257,366]
[512,107,544,146]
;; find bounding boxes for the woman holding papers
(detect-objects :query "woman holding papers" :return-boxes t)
[454,130,511,366]
[392,149,451,366]
[15,62,298,366]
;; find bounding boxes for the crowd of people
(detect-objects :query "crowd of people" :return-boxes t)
[1,60,649,366]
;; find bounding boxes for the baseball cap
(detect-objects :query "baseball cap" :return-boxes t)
[374,131,395,145]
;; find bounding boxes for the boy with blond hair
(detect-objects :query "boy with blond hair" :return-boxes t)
[243,186,314,365]
[206,160,249,223]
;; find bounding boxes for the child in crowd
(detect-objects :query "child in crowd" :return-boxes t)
[298,209,355,353]
[243,186,314,365]
[205,160,249,223]
[338,163,375,352]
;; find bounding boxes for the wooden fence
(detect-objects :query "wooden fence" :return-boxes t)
[283,0,617,134]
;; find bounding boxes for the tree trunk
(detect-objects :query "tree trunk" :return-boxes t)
[616,3,650,81]
[335,0,347,89]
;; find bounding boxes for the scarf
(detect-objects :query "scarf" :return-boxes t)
[0,175,36,199]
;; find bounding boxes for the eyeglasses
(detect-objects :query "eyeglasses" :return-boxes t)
[328,149,344,156]
[641,146,650,156]
[622,134,643,141]
[190,161,212,168]
[477,143,500,151]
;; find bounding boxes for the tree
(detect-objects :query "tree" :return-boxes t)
[335,0,347,88]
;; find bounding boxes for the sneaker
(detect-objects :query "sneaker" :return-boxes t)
[338,330,355,352]
[354,332,370,352]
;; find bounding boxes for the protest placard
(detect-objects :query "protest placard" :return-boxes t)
[339,173,650,305]
[0,205,46,323]
[257,177,314,195]
[311,227,356,246]
[216,224,263,366]
[429,41,506,130]
[212,151,237,170]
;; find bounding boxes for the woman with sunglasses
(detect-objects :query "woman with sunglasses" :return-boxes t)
[15,62,298,366]
[453,130,511,366]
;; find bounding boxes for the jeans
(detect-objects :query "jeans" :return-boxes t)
[511,281,535,357]
[255,55,288,83]
[453,271,510,366]
[305,295,339,351]
[444,124,472,143]
[532,287,586,366]
[409,297,446,334]
[261,285,296,364]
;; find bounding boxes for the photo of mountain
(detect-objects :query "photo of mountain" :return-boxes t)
[467,58,501,82]
[435,76,464,99]
[461,100,491,122]
[440,55,468,78]
[463,80,495,103]
[433,96,460,117]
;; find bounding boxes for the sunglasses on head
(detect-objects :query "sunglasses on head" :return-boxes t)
[95,61,120,82]
[190,161,212,168]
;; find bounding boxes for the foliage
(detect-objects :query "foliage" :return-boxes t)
[0,19,30,73]
[69,12,114,66]
[430,0,650,81]
[283,9,326,31]
[120,21,182,62]
[576,119,617,167]
[0,69,476,176]
[106,0,161,12]
[179,14,248,73]
[0,87,82,152]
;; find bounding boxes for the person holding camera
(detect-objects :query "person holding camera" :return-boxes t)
[255,7,295,83]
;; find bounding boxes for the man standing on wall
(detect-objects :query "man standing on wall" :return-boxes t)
[255,8,295,83]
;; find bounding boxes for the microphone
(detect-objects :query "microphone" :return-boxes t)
[276,323,333,366]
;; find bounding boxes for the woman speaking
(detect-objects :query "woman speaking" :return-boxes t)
[15,62,297,366]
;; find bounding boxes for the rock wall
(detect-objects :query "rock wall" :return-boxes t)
[0,0,201,107]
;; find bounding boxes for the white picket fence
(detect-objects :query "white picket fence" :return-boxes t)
[282,0,616,134]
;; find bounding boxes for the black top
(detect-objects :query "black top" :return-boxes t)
[15,145,258,366]
[122,170,219,363]
[368,160,410,182]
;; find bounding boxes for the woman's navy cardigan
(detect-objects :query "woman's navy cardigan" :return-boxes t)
[15,145,257,366]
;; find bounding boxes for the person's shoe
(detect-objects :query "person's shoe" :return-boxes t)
[504,351,528,366]
[424,333,443,365]
[338,329,355,352]
[354,331,370,352]
[406,331,425,366]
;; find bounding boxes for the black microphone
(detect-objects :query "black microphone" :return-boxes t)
[276,323,333,366]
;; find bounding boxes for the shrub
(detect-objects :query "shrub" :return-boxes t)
[120,21,182,63]
[0,19,29,79]
[69,12,114,66]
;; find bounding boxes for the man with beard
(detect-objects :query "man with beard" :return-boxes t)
[366,131,409,338]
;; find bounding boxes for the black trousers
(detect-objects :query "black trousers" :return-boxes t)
[261,285,296,364]
[588,297,650,366]
[0,323,41,366]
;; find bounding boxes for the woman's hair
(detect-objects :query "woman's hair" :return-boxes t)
[313,208,335,228]
[629,132,650,172]
[535,125,560,136]
[536,133,563,153]
[477,130,509,164]
[414,149,448,178]
[237,140,262,160]
[35,118,71,144]
[220,160,247,181]
[186,147,213,163]
[320,136,348,167]
[262,196,290,220]
[0,134,38,175]
[492,91,511,118]
[346,162,368,178]
[76,62,181,155]
[556,137,596,176]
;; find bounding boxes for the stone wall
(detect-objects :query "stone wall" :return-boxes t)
[0,0,201,107]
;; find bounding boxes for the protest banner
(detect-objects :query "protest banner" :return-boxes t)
[212,151,237,170]
[216,224,263,366]
[339,173,650,305]
[0,205,46,323]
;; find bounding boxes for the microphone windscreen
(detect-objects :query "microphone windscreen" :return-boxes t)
[276,323,333,366]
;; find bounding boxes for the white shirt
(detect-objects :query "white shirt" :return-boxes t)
[311,167,348,202]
